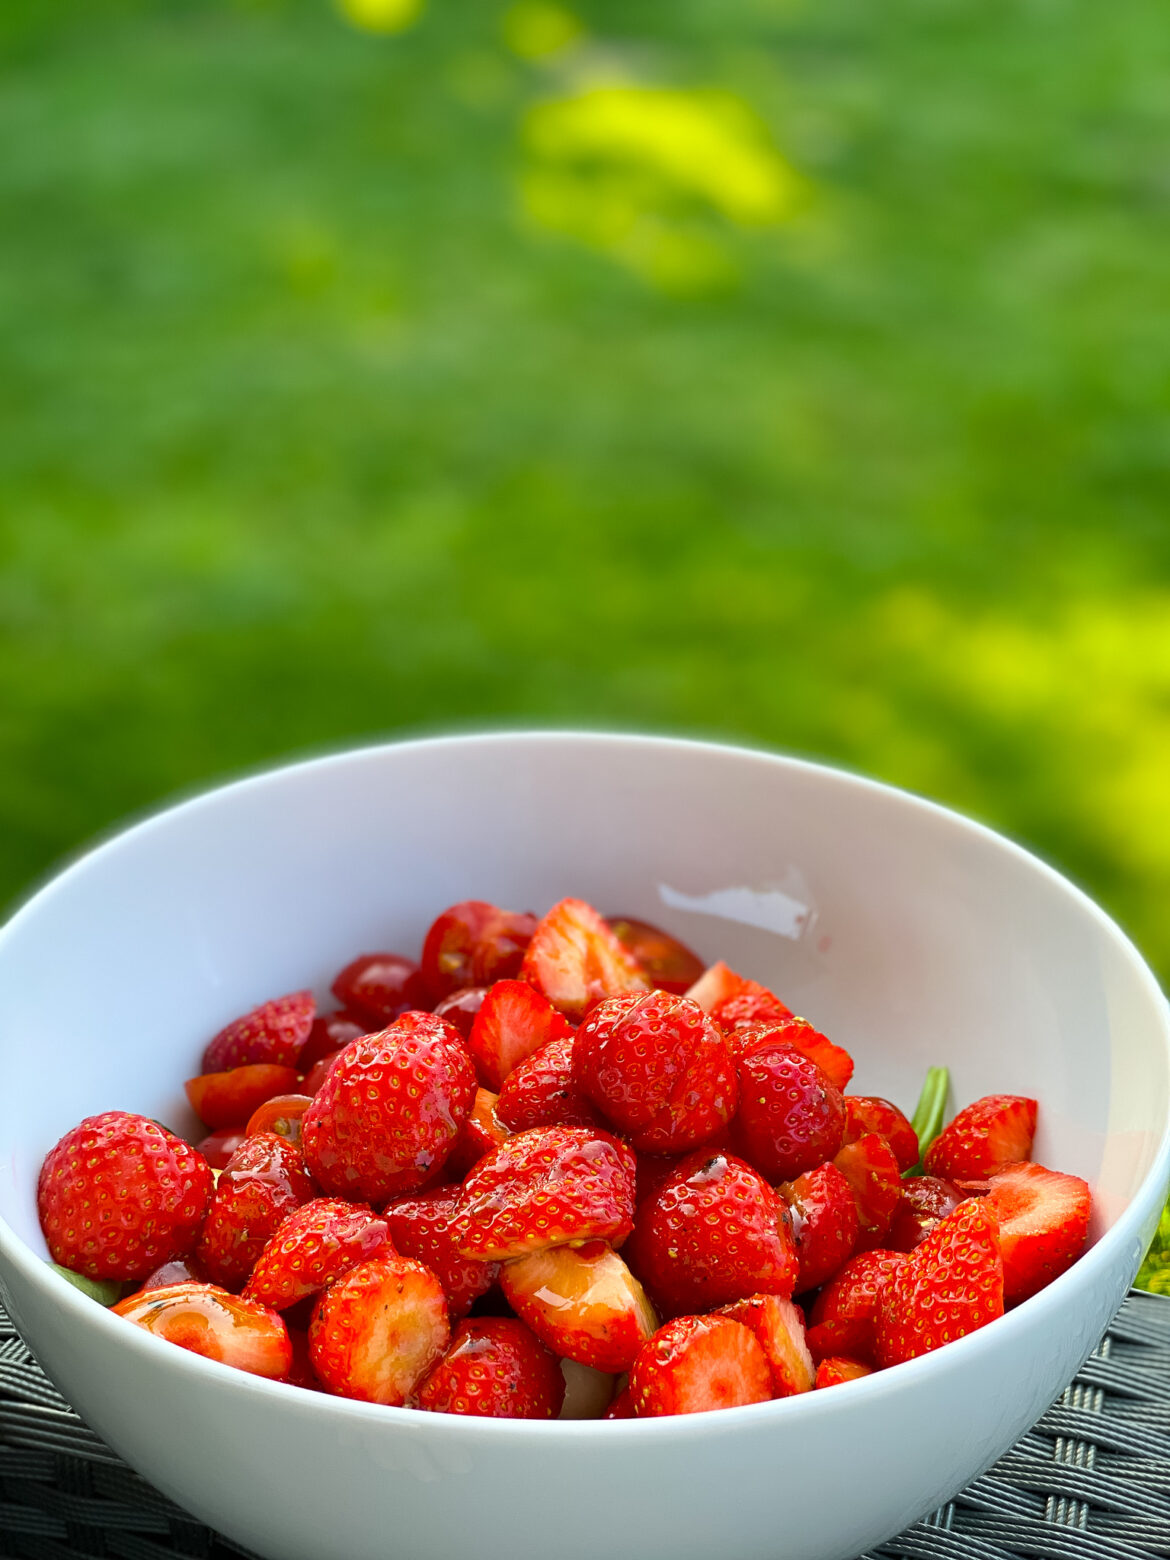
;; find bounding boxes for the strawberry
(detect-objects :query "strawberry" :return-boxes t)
[605,917,704,995]
[330,952,429,1027]
[244,1093,313,1145]
[874,1200,1004,1367]
[196,1131,315,1291]
[886,1175,963,1253]
[37,1112,213,1282]
[573,991,738,1154]
[451,1126,637,1261]
[202,990,315,1073]
[496,1035,603,1133]
[444,1087,510,1178]
[685,961,793,1032]
[806,1249,907,1364]
[779,1160,860,1293]
[113,1282,292,1379]
[630,1315,773,1417]
[500,1238,658,1372]
[138,1256,208,1292]
[422,901,539,998]
[432,986,488,1041]
[302,1012,476,1201]
[834,1133,903,1241]
[195,1129,247,1170]
[297,1011,369,1073]
[415,1317,565,1419]
[625,1150,798,1318]
[384,1184,499,1318]
[843,1096,918,1173]
[727,1032,845,1182]
[815,1356,872,1388]
[184,1064,301,1130]
[606,1387,636,1418]
[923,1095,1038,1180]
[983,1161,1092,1303]
[753,1016,854,1093]
[309,1253,450,1405]
[243,1198,394,1310]
[467,979,575,1091]
[521,898,649,1022]
[719,1294,814,1398]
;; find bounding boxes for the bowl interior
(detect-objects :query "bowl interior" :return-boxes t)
[1,733,1167,1260]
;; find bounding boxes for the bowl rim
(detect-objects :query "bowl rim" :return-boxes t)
[1,729,1168,1443]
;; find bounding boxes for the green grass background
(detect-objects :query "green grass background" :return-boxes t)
[1,1,1168,1080]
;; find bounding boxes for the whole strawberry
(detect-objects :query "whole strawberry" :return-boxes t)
[416,1317,565,1419]
[384,1184,499,1318]
[874,1199,1004,1367]
[202,990,316,1073]
[196,1131,315,1291]
[727,1033,844,1182]
[495,1034,603,1133]
[38,1112,213,1282]
[302,1011,476,1201]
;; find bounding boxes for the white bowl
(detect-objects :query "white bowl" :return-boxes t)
[1,734,1167,1560]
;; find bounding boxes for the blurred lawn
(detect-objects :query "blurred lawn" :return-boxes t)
[1,0,1169,1013]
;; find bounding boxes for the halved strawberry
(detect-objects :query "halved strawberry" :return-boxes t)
[630,1315,773,1417]
[834,1133,903,1241]
[330,953,429,1028]
[843,1097,918,1173]
[779,1160,860,1293]
[719,1294,814,1398]
[195,1131,316,1291]
[815,1356,872,1388]
[452,1126,637,1261]
[432,986,488,1041]
[886,1176,963,1253]
[806,1249,907,1364]
[500,1239,658,1372]
[984,1162,1091,1303]
[244,1093,313,1145]
[923,1095,1038,1180]
[185,1064,301,1130]
[202,990,315,1073]
[874,1200,1004,1368]
[297,1011,369,1073]
[467,979,575,1091]
[415,1317,564,1419]
[309,1253,450,1405]
[605,917,705,995]
[521,898,649,1022]
[444,1087,510,1179]
[243,1198,394,1310]
[606,1387,636,1418]
[685,962,792,1032]
[421,901,539,998]
[114,1282,292,1379]
[384,1184,499,1318]
[495,1035,603,1133]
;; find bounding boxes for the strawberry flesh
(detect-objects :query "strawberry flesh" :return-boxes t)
[630,1314,773,1416]
[984,1161,1091,1303]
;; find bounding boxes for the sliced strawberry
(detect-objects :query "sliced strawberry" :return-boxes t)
[759,1016,854,1093]
[432,986,488,1041]
[606,1387,636,1418]
[887,1176,963,1253]
[500,1239,658,1373]
[521,898,649,1022]
[728,1032,844,1182]
[185,1064,301,1130]
[416,1317,565,1419]
[874,1200,1004,1367]
[422,901,539,998]
[834,1133,903,1241]
[719,1294,814,1398]
[467,979,575,1091]
[815,1356,873,1389]
[202,990,315,1073]
[195,1128,247,1170]
[807,1249,907,1364]
[245,1092,313,1146]
[452,1126,637,1261]
[330,953,429,1028]
[384,1184,499,1318]
[779,1160,860,1293]
[843,1097,918,1173]
[444,1087,510,1178]
[685,962,793,1032]
[195,1131,316,1291]
[496,1035,603,1133]
[309,1253,450,1406]
[605,917,705,995]
[984,1162,1092,1303]
[625,1150,798,1318]
[923,1095,1038,1180]
[243,1198,393,1310]
[630,1315,773,1417]
[573,990,738,1154]
[114,1282,292,1378]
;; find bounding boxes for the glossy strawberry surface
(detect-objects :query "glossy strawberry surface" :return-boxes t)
[309,1253,450,1405]
[924,1095,1038,1180]
[202,990,315,1073]
[196,1131,315,1291]
[114,1282,292,1378]
[630,1314,773,1417]
[244,1197,394,1309]
[521,898,649,1022]
[495,1034,603,1132]
[384,1184,499,1318]
[874,1200,1004,1367]
[416,1317,565,1419]
[728,1032,845,1182]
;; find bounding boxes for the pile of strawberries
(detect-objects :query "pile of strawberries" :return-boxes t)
[36,896,1093,1419]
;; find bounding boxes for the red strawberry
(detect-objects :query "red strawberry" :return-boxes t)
[806,1249,907,1364]
[38,1112,213,1282]
[573,991,738,1154]
[521,898,649,1022]
[815,1356,872,1388]
[753,1016,854,1093]
[195,1128,247,1170]
[297,1011,369,1073]
[196,1131,315,1291]
[384,1184,499,1318]
[606,1387,636,1418]
[309,1253,449,1405]
[202,990,315,1073]
[874,1200,1004,1367]
[719,1294,814,1398]
[625,1150,798,1318]
[685,962,793,1032]
[779,1160,860,1293]
[496,1035,603,1133]
[445,1087,510,1178]
[138,1256,208,1292]
[330,952,429,1027]
[843,1097,918,1173]
[114,1282,292,1379]
[422,901,539,998]
[500,1238,658,1372]
[887,1176,963,1253]
[244,1093,313,1145]
[923,1095,1038,1180]
[984,1162,1091,1303]
[302,1012,476,1201]
[728,1033,844,1182]
[416,1317,565,1419]
[243,1198,394,1310]
[467,979,575,1091]
[452,1126,637,1261]
[630,1314,773,1417]
[605,917,704,995]
[432,986,488,1041]
[184,1064,301,1130]
[834,1133,903,1241]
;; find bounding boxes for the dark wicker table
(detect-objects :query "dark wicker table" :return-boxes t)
[2,1292,1168,1560]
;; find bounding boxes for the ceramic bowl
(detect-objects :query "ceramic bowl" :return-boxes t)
[0,734,1167,1560]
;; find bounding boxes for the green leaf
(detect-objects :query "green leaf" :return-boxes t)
[1134,1197,1170,1295]
[48,1262,127,1306]
[907,1066,950,1176]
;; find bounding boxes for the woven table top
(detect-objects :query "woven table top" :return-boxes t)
[1,1291,1168,1560]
